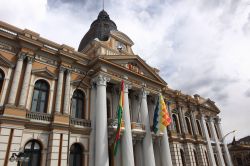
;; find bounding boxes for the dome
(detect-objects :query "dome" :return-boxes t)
[78,10,117,52]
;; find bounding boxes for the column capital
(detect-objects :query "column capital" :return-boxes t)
[59,66,66,73]
[92,74,110,86]
[27,56,34,63]
[140,89,149,99]
[208,116,215,123]
[66,69,72,75]
[214,116,221,124]
[124,82,132,93]
[17,52,26,61]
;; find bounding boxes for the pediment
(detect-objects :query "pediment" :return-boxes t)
[32,68,57,80]
[0,54,15,68]
[102,55,167,85]
[71,78,90,88]
[202,99,220,112]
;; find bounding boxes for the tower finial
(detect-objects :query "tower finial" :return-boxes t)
[102,0,105,10]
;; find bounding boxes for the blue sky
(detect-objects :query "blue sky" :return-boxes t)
[1,0,249,142]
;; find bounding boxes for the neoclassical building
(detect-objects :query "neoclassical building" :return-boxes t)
[228,136,250,166]
[0,10,232,166]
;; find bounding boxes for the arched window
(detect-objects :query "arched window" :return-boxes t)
[185,117,193,135]
[206,122,212,138]
[172,114,181,133]
[31,80,49,113]
[196,120,203,136]
[0,69,4,94]
[72,90,85,119]
[193,150,199,166]
[180,149,186,166]
[107,98,111,119]
[21,140,41,166]
[70,143,83,166]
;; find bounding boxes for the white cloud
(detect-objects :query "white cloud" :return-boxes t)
[0,0,249,142]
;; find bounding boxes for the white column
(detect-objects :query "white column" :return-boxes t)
[161,129,173,166]
[200,114,216,166]
[190,110,198,135]
[26,75,35,110]
[8,53,26,105]
[140,89,156,166]
[94,74,110,166]
[121,83,135,166]
[55,67,65,113]
[89,82,96,166]
[216,118,233,166]
[0,68,12,106]
[63,69,71,114]
[209,117,225,166]
[18,57,33,107]
[48,80,55,114]
[178,106,187,133]
[135,141,144,166]
[167,102,174,131]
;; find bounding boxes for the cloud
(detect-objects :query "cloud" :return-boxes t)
[0,0,250,141]
[245,88,250,97]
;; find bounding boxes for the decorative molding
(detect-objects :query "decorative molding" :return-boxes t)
[0,41,16,53]
[32,68,57,80]
[0,54,15,68]
[92,74,110,86]
[35,54,58,66]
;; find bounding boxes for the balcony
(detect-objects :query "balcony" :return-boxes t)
[131,122,146,140]
[108,119,125,138]
[26,111,52,122]
[70,118,91,127]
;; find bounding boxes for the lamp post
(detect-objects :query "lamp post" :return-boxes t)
[220,130,236,142]
[9,152,29,165]
[66,68,94,166]
[220,130,236,166]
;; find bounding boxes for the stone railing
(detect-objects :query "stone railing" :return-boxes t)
[70,118,91,127]
[131,122,146,140]
[131,122,145,130]
[108,119,125,128]
[26,111,52,122]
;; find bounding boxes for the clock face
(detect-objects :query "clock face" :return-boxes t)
[117,41,126,51]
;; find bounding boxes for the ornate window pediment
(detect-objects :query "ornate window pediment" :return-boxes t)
[32,68,57,80]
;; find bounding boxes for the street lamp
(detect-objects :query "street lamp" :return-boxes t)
[66,68,94,166]
[9,152,29,164]
[220,130,236,166]
[220,130,237,142]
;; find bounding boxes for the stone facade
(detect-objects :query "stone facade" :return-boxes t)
[228,136,250,166]
[0,11,232,166]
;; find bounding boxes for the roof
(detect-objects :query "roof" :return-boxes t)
[78,10,117,52]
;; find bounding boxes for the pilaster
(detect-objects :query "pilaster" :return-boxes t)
[18,56,34,107]
[8,52,26,105]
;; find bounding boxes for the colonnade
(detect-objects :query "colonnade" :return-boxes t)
[2,51,232,166]
[89,74,173,166]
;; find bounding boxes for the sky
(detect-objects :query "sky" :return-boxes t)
[0,0,249,142]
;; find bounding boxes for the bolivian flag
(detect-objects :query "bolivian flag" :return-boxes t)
[113,80,124,155]
[153,95,171,134]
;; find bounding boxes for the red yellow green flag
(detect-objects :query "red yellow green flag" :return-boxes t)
[113,80,124,155]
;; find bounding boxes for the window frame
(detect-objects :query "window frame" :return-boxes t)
[72,89,85,119]
[31,80,49,113]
